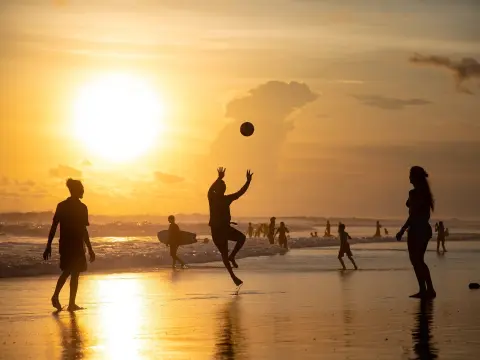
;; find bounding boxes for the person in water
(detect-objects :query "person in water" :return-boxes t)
[396,166,436,299]
[374,221,382,237]
[43,179,95,312]
[247,222,254,239]
[268,217,276,244]
[435,221,447,253]
[325,220,331,237]
[338,223,358,270]
[275,222,290,249]
[208,167,253,286]
[168,215,187,269]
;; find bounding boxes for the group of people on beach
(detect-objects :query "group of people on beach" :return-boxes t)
[43,164,439,311]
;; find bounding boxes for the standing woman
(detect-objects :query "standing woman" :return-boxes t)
[396,166,436,299]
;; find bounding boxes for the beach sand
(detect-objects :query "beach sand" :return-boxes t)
[1,241,479,359]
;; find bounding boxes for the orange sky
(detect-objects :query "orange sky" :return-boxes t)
[0,0,479,218]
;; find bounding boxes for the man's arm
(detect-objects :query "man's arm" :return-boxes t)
[226,170,253,202]
[43,206,60,260]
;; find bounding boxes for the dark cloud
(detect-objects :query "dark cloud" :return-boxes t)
[352,94,432,110]
[49,165,82,179]
[410,53,480,94]
[154,172,184,184]
[211,81,317,183]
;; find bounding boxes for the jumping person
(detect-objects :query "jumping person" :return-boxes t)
[338,223,358,270]
[208,167,253,286]
[43,179,95,312]
[168,215,187,268]
[396,166,436,299]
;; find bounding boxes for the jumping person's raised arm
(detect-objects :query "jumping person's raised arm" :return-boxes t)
[226,170,253,202]
[208,167,226,199]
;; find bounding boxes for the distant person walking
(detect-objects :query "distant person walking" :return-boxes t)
[338,223,358,270]
[167,215,187,268]
[268,217,276,244]
[374,221,382,237]
[43,179,95,312]
[396,166,436,299]
[208,167,253,286]
[276,222,290,249]
[435,221,447,253]
[325,220,331,237]
[247,222,254,239]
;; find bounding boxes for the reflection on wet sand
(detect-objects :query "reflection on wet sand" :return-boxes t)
[215,297,247,360]
[412,299,438,360]
[53,312,86,360]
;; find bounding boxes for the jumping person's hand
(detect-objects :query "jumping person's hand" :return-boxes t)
[217,167,226,180]
[43,245,52,261]
[89,250,96,263]
[246,170,253,181]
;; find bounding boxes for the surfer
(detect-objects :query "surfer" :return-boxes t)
[168,215,187,268]
[396,166,436,299]
[43,179,95,312]
[435,221,447,253]
[267,217,276,244]
[275,222,290,249]
[338,223,358,270]
[208,167,253,286]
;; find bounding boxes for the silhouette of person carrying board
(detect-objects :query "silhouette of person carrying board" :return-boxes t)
[168,215,187,269]
[396,166,436,299]
[208,167,252,286]
[43,179,95,311]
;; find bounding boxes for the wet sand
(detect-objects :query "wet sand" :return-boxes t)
[1,241,479,359]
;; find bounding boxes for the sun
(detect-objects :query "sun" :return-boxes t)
[73,74,164,162]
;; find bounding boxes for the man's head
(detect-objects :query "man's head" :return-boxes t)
[66,178,84,199]
[168,215,175,224]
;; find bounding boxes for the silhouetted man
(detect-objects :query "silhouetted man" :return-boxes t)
[43,179,95,311]
[208,167,252,286]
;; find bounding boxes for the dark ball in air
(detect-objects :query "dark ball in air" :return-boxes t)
[469,282,479,289]
[240,122,254,137]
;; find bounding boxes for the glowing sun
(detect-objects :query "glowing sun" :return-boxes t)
[73,74,164,162]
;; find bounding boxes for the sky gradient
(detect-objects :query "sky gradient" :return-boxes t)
[1,0,479,218]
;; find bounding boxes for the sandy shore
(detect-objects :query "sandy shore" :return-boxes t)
[1,241,479,359]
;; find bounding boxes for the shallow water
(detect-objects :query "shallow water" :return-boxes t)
[1,241,479,359]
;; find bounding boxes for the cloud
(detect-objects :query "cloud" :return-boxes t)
[410,53,480,94]
[49,165,82,179]
[352,94,432,110]
[154,172,185,184]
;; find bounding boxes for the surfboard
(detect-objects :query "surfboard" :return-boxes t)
[157,230,197,246]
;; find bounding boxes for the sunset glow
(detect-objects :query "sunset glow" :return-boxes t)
[73,74,164,163]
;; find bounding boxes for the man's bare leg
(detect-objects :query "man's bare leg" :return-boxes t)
[338,257,347,270]
[52,271,70,310]
[221,251,242,286]
[67,272,83,311]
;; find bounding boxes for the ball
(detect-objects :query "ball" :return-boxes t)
[240,122,254,137]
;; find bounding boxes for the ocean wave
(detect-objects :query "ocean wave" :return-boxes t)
[1,235,479,278]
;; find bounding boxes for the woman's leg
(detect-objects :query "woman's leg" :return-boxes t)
[408,240,426,296]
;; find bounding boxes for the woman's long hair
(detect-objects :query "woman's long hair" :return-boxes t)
[410,166,434,211]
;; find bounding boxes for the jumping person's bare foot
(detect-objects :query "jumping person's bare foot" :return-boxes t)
[67,304,84,312]
[233,276,243,287]
[51,296,62,311]
[426,290,437,299]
